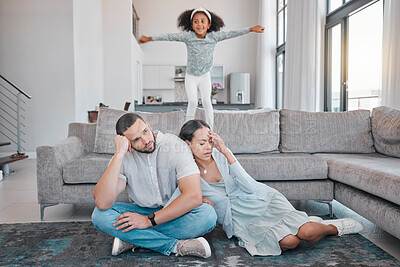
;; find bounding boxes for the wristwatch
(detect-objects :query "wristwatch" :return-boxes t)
[148,213,157,226]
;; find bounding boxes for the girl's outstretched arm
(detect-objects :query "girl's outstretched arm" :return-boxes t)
[250,25,265,33]
[139,35,152,44]
[139,32,191,44]
[213,25,265,42]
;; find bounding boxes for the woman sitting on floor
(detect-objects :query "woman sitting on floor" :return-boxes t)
[178,119,363,256]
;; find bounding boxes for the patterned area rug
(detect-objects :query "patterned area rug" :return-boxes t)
[0,221,399,266]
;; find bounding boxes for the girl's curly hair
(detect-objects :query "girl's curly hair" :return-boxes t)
[177,9,225,32]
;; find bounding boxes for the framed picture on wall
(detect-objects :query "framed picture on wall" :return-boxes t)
[145,95,162,104]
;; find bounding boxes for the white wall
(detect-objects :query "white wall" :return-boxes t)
[134,0,259,103]
[132,34,144,108]
[0,0,75,155]
[102,0,133,110]
[0,0,143,156]
[73,0,104,122]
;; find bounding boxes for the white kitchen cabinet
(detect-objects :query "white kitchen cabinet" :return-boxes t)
[143,65,175,89]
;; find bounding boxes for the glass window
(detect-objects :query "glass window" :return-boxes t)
[276,0,287,109]
[347,0,383,110]
[277,9,284,46]
[325,0,383,111]
[276,53,285,110]
[327,24,342,112]
[328,0,344,13]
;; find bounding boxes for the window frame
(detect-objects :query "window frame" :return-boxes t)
[276,0,287,109]
[324,0,379,111]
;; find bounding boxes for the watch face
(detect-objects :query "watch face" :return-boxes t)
[148,213,155,219]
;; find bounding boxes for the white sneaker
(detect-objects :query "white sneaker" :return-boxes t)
[308,216,323,223]
[175,237,211,258]
[322,218,363,236]
[111,237,139,256]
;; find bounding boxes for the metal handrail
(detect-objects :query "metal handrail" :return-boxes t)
[0,73,31,153]
[0,73,32,99]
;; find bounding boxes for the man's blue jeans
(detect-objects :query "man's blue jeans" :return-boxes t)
[92,202,217,256]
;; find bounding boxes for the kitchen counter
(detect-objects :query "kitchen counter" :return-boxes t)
[135,102,254,113]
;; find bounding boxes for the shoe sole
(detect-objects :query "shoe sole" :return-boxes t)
[111,237,120,256]
[196,237,212,258]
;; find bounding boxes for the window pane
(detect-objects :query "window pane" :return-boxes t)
[347,1,382,111]
[278,0,284,11]
[284,9,287,43]
[329,0,343,13]
[276,53,284,110]
[278,11,284,46]
[328,24,342,112]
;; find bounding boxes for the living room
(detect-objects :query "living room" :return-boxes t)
[0,0,399,265]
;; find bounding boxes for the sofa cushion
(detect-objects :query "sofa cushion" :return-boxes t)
[235,153,328,181]
[196,108,280,153]
[264,180,334,201]
[371,106,400,158]
[314,153,400,206]
[63,153,112,184]
[280,109,375,153]
[93,108,185,154]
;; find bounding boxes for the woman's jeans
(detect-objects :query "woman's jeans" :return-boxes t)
[92,202,217,256]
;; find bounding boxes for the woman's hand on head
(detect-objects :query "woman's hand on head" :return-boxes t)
[209,130,237,165]
[250,25,265,33]
[209,131,229,155]
[139,35,152,44]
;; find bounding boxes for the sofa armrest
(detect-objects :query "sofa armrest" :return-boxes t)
[68,122,97,153]
[36,136,84,204]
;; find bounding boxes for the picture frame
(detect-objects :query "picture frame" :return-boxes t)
[145,95,162,104]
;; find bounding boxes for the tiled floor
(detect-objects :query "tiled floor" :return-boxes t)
[1,159,400,260]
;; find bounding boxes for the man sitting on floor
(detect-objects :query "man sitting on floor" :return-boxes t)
[91,113,217,258]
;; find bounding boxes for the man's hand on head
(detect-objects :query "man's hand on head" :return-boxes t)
[115,135,131,157]
[113,212,152,232]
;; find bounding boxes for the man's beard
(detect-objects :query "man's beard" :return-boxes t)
[132,131,157,154]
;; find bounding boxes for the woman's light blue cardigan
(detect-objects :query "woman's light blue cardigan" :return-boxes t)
[166,148,277,238]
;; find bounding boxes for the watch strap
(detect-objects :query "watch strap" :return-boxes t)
[148,213,157,226]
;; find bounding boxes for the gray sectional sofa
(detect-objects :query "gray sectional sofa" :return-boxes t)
[36,106,400,240]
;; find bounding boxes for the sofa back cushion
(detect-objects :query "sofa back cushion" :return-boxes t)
[371,106,400,158]
[280,109,375,153]
[196,108,280,153]
[93,108,185,154]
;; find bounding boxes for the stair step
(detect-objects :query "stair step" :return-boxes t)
[0,142,11,147]
[0,154,29,166]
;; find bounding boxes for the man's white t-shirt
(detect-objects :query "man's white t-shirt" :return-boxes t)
[118,131,200,208]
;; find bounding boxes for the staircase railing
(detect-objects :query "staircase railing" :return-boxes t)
[0,73,32,154]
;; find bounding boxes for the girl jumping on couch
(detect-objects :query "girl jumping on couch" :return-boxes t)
[139,7,264,130]
[178,119,364,256]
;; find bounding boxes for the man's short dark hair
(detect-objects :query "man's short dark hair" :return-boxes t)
[116,113,145,135]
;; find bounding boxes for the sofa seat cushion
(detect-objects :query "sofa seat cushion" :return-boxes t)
[314,153,400,206]
[280,109,375,153]
[63,153,112,184]
[235,153,328,181]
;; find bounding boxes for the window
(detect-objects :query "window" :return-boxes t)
[325,0,383,111]
[276,0,287,110]
[328,0,351,13]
